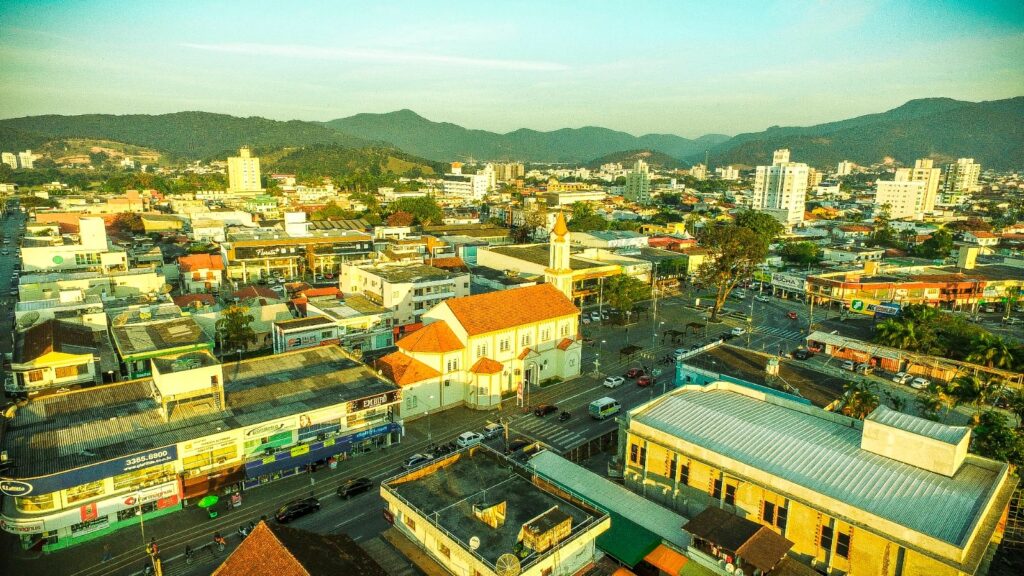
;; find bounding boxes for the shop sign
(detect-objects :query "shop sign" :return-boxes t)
[299,406,346,429]
[290,444,310,458]
[121,483,179,507]
[180,431,241,458]
[244,416,298,438]
[348,390,401,413]
[80,502,99,522]
[0,445,178,496]
[0,517,45,534]
[771,273,806,292]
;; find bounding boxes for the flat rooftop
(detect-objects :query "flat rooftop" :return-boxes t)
[361,263,461,283]
[2,346,398,478]
[632,384,1008,547]
[315,295,389,320]
[110,315,210,356]
[385,447,605,570]
[487,244,604,269]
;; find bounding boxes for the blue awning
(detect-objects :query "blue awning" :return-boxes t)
[244,422,400,478]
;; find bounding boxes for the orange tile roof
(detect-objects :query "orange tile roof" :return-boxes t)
[298,287,342,299]
[396,321,463,353]
[518,347,534,360]
[173,294,215,308]
[178,253,225,271]
[469,357,504,374]
[375,352,441,386]
[427,256,468,270]
[556,338,574,351]
[444,284,579,336]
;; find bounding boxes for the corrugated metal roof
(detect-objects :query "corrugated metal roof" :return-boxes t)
[867,405,969,444]
[806,330,902,360]
[633,386,1004,547]
[528,451,689,550]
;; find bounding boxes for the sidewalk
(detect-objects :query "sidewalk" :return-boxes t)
[382,527,450,576]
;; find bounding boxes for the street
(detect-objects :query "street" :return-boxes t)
[0,205,24,355]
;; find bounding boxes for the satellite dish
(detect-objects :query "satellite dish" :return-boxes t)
[159,284,173,294]
[469,536,480,550]
[726,563,735,574]
[495,554,520,576]
[18,311,40,329]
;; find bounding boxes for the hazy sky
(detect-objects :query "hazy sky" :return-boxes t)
[1,0,1022,137]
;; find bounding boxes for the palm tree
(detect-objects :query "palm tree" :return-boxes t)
[875,319,918,351]
[950,374,1002,425]
[842,380,880,420]
[966,333,1017,370]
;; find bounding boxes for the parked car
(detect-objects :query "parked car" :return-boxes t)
[624,368,645,379]
[601,310,610,320]
[855,363,874,375]
[841,360,855,371]
[456,431,485,448]
[590,311,601,321]
[755,295,771,303]
[533,404,558,417]
[791,349,813,360]
[891,372,913,385]
[983,305,996,313]
[637,375,653,387]
[482,423,503,439]
[910,377,930,390]
[787,311,798,320]
[730,327,746,336]
[581,316,591,324]
[337,477,373,499]
[403,453,434,469]
[506,438,531,453]
[603,376,625,388]
[275,498,321,523]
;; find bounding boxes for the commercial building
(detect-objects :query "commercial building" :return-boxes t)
[178,253,225,294]
[944,158,981,194]
[227,146,264,194]
[340,261,469,330]
[109,310,214,379]
[752,149,808,227]
[442,162,495,200]
[6,319,118,396]
[222,226,373,283]
[621,381,1016,576]
[375,283,581,416]
[0,346,402,552]
[381,447,610,576]
[20,217,128,275]
[624,159,652,204]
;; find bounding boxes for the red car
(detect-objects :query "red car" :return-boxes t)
[637,375,653,387]
[787,311,798,320]
[624,368,645,379]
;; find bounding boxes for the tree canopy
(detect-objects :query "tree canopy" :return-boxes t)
[779,241,821,265]
[696,224,768,320]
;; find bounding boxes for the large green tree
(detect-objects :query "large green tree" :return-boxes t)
[567,202,608,232]
[603,274,651,317]
[696,224,768,321]
[910,228,953,259]
[779,241,821,265]
[389,196,442,226]
[971,410,1024,468]
[966,333,1017,370]
[842,380,880,420]
[216,305,257,355]
[734,210,784,250]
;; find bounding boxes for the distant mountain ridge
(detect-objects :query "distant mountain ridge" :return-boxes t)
[325,109,729,164]
[585,149,687,171]
[707,97,1024,170]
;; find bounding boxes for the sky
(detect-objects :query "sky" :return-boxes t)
[1,0,1022,137]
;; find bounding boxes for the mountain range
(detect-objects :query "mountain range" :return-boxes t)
[0,96,1021,170]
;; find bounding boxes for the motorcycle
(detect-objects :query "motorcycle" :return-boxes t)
[558,411,571,422]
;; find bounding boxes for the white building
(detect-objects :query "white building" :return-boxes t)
[944,158,981,193]
[894,158,941,215]
[753,149,808,227]
[340,261,470,330]
[17,150,35,169]
[836,160,857,176]
[20,217,128,274]
[442,162,494,200]
[875,179,927,220]
[624,159,651,204]
[715,165,740,180]
[689,163,708,181]
[227,146,264,194]
[1,152,16,170]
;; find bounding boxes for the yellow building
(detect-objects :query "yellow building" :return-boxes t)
[621,382,1015,576]
[376,283,581,417]
[227,146,264,194]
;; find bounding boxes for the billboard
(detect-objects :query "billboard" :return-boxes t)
[0,445,178,496]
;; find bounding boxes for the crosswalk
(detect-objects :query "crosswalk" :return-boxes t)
[753,326,806,342]
[510,415,586,451]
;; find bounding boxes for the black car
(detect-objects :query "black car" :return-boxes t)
[792,349,813,360]
[275,497,321,523]
[506,438,531,453]
[533,404,558,417]
[337,477,373,499]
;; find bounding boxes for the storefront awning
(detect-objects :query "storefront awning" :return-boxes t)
[644,544,689,576]
[597,512,661,567]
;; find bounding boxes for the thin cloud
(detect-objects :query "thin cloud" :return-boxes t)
[182,42,567,72]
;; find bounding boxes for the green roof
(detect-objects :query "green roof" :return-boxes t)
[596,512,661,567]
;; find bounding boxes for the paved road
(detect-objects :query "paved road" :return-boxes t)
[0,205,24,354]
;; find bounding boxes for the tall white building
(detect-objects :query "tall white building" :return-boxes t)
[17,150,34,169]
[752,149,808,227]
[1,152,15,170]
[874,180,927,220]
[623,159,652,203]
[689,163,708,181]
[227,146,264,194]
[442,163,493,200]
[836,160,857,176]
[944,158,981,193]
[893,158,940,215]
[714,165,739,180]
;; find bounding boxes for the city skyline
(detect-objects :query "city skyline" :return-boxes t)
[1,0,1022,137]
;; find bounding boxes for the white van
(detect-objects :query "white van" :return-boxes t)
[456,431,484,448]
[589,397,621,420]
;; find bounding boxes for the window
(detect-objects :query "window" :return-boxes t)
[540,328,550,342]
[560,323,570,337]
[321,331,333,339]
[724,484,736,506]
[711,479,722,500]
[629,444,639,464]
[639,446,646,467]
[521,333,532,347]
[667,457,676,481]
[446,358,459,372]
[437,541,451,559]
[66,479,105,504]
[541,568,553,576]
[680,463,690,485]
[113,463,175,490]
[776,506,788,530]
[27,370,44,382]
[836,532,850,558]
[404,515,416,530]
[16,493,56,513]
[820,526,834,551]
[55,364,88,379]
[475,343,488,358]
[762,502,776,524]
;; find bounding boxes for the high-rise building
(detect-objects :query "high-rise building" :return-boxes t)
[836,160,857,176]
[715,165,739,180]
[807,167,823,188]
[17,150,34,169]
[689,163,708,181]
[753,149,808,226]
[943,158,981,193]
[227,146,264,194]
[1,152,15,170]
[491,162,525,182]
[624,159,652,204]
[892,158,940,215]
[874,179,926,220]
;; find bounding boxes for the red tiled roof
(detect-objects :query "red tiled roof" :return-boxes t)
[967,231,996,238]
[232,286,281,301]
[469,357,504,374]
[375,352,441,386]
[396,322,463,353]
[173,294,215,308]
[426,257,468,270]
[179,253,225,272]
[299,287,342,299]
[838,225,872,233]
[443,284,579,336]
[556,338,575,351]
[518,347,534,360]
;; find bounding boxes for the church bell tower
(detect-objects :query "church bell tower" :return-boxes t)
[545,212,574,301]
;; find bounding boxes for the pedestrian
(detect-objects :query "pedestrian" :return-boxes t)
[101,543,111,563]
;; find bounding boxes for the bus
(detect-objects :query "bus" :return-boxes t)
[589,397,620,420]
